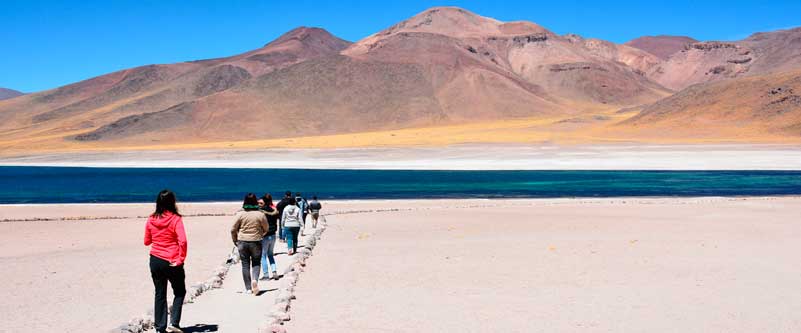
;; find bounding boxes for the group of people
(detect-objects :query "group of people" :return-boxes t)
[142,189,322,333]
[230,191,323,295]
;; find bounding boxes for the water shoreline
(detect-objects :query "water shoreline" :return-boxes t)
[2,144,801,170]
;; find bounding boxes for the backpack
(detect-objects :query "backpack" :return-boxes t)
[296,197,308,212]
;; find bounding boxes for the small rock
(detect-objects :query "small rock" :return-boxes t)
[270,324,288,333]
[272,302,289,312]
[271,311,288,322]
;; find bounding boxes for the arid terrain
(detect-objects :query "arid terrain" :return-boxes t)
[1,7,800,154]
[0,87,24,101]
[3,198,801,332]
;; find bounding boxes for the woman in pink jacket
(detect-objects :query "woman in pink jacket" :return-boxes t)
[144,190,188,333]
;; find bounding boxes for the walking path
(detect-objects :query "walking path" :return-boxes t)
[115,218,326,333]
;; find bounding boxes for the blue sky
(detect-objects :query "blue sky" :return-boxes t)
[2,0,799,93]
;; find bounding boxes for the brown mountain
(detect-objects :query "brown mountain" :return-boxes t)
[0,88,24,100]
[625,35,698,60]
[620,69,801,138]
[647,27,801,90]
[2,7,800,150]
[0,27,350,145]
[53,7,670,145]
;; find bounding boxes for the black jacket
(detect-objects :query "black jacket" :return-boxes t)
[262,207,279,235]
[276,197,292,220]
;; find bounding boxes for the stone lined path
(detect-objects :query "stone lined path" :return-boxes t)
[178,220,324,333]
[121,218,326,333]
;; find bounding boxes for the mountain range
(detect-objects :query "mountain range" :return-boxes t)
[0,88,24,101]
[1,7,800,151]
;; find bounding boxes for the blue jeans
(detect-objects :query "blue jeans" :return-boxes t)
[261,235,276,274]
[286,227,300,253]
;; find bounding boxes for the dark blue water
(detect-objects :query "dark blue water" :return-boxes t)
[1,166,801,203]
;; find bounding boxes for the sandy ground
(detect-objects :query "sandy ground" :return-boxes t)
[286,198,801,332]
[0,203,237,332]
[2,198,801,332]
[2,144,801,170]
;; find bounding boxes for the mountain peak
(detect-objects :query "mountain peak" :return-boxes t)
[381,6,503,37]
[266,26,348,47]
[0,87,25,100]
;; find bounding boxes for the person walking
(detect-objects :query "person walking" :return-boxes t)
[231,193,269,295]
[295,192,309,232]
[258,194,279,280]
[275,191,293,243]
[144,189,187,333]
[282,197,304,255]
[308,195,323,228]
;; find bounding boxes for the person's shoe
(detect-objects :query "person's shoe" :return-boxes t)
[272,271,278,280]
[259,274,270,280]
[251,280,259,295]
[244,289,252,294]
[166,326,184,333]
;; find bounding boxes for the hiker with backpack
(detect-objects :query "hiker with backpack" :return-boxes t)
[295,192,309,233]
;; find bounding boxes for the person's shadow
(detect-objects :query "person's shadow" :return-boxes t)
[182,324,219,332]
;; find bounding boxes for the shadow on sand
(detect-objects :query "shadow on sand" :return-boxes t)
[256,288,278,296]
[182,324,219,332]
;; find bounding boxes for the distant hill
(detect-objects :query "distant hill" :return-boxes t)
[0,27,351,145]
[646,27,801,90]
[620,69,801,138]
[1,7,801,151]
[0,88,24,100]
[625,35,698,60]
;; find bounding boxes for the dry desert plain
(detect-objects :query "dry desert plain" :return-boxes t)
[2,198,801,332]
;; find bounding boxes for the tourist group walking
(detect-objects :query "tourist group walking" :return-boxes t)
[143,189,322,333]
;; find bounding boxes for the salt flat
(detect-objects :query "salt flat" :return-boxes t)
[2,144,801,170]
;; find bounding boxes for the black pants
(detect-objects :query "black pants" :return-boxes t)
[287,226,301,253]
[150,255,186,332]
[237,240,262,290]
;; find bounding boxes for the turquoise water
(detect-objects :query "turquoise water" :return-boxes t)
[1,166,801,203]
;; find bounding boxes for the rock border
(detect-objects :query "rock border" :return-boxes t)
[110,249,241,333]
[258,215,328,333]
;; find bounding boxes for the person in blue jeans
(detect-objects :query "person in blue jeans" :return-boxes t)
[282,197,304,255]
[258,195,279,279]
[275,191,293,243]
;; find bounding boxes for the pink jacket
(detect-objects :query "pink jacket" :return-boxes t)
[144,211,187,265]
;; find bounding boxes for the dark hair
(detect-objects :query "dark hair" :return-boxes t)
[153,189,180,217]
[285,191,292,197]
[288,197,297,205]
[262,193,273,207]
[312,196,317,200]
[243,193,259,206]
[295,192,302,197]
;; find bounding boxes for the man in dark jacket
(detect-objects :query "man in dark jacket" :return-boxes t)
[308,195,323,228]
[275,191,293,243]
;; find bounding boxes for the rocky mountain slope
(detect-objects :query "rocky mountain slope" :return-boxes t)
[620,69,801,137]
[625,35,698,60]
[0,27,350,144]
[0,88,24,101]
[1,7,800,149]
[646,27,801,90]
